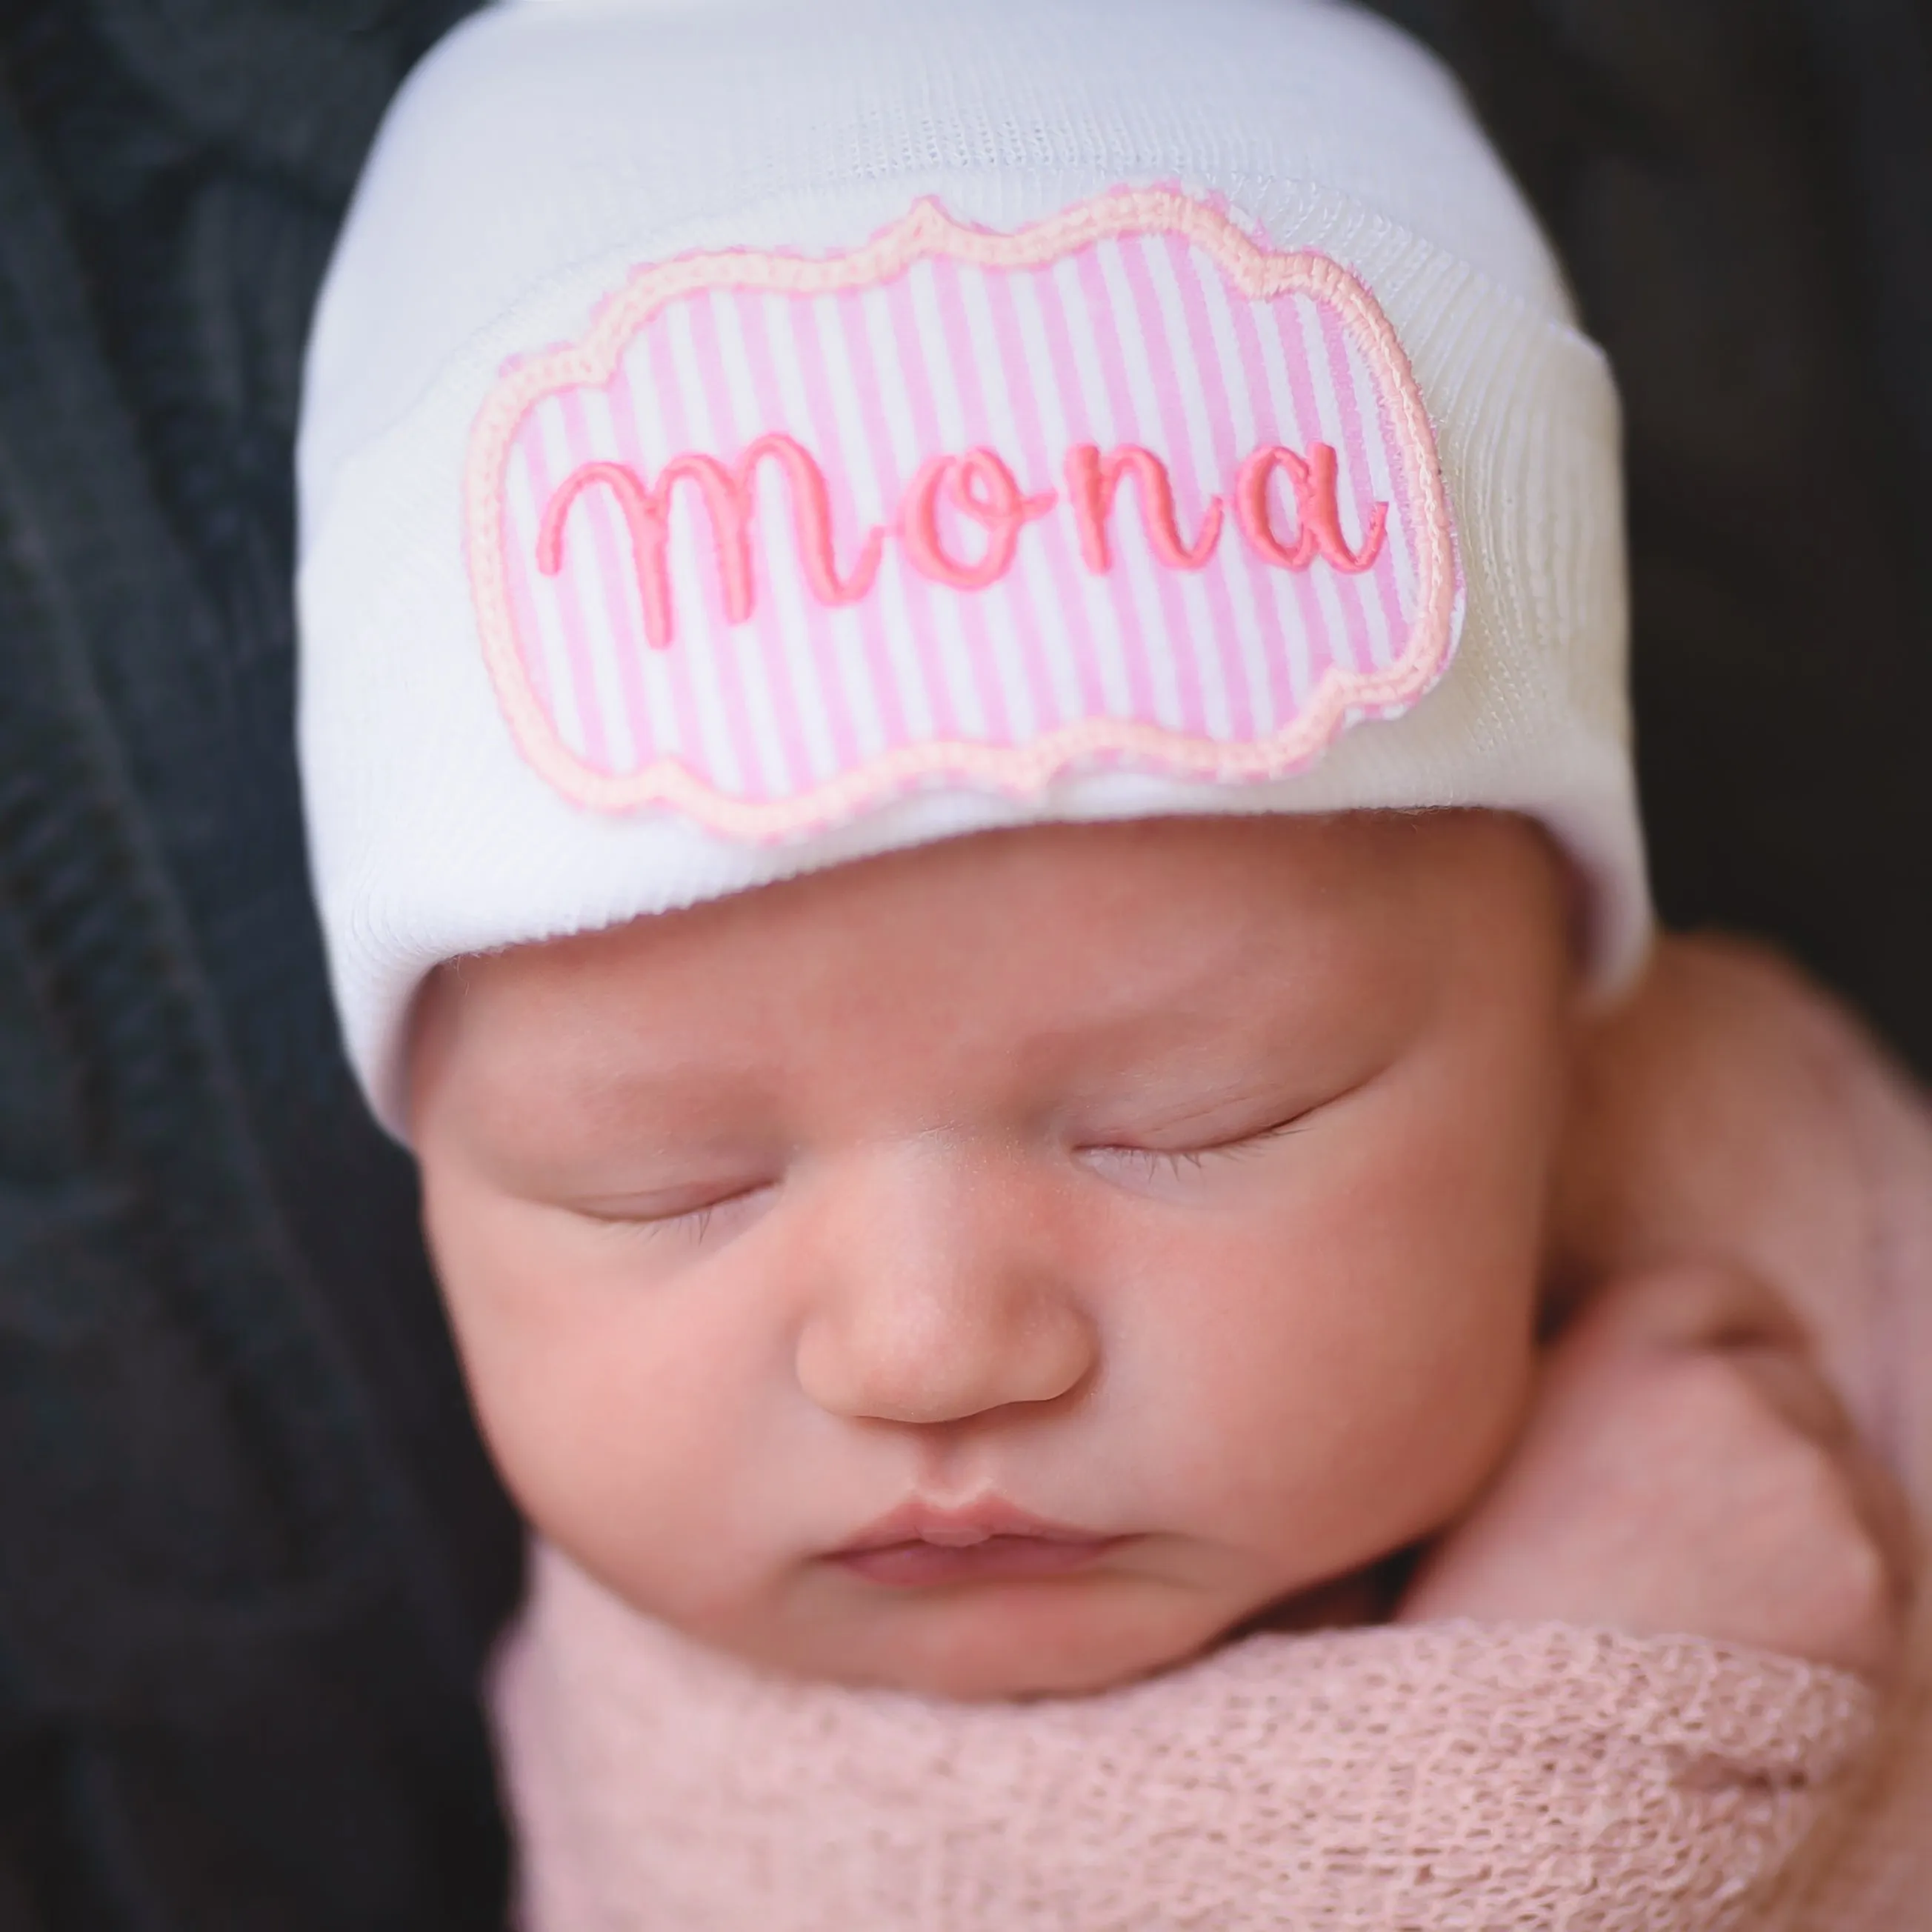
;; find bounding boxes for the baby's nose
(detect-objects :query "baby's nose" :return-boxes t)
[796,1280,1096,1425]
[793,1156,1096,1426]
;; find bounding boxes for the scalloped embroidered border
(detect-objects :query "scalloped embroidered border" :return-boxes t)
[463,188,1459,833]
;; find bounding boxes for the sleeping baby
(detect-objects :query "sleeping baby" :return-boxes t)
[295,0,1929,1922]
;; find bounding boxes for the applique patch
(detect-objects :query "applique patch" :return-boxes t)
[464,188,1462,830]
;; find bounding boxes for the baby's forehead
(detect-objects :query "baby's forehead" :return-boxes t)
[426,811,1568,1053]
[410,810,1580,1181]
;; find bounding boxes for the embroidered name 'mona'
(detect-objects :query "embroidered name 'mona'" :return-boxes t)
[536,435,1387,653]
[464,190,1462,833]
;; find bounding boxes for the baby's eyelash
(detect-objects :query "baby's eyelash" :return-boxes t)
[1219,1115,1311,1153]
[642,1204,716,1242]
[1099,1146,1187,1182]
[577,1183,772,1240]
[1097,1113,1311,1173]
[577,1203,709,1239]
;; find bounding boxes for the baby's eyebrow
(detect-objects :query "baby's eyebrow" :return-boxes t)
[471,1105,783,1199]
[470,1044,781,1145]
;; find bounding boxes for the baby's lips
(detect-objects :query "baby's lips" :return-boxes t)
[827,1496,1134,1586]
[836,1493,1116,1554]
[833,1534,1130,1590]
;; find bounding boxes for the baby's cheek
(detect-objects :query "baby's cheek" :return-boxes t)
[1314,1070,1556,1516]
[1121,1168,1541,1591]
[424,1192,756,1613]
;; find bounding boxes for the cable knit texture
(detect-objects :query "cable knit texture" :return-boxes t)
[493,1543,1878,1931]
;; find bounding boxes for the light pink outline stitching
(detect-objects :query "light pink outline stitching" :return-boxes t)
[464,188,1460,832]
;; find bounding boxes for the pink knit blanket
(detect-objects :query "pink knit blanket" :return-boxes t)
[493,1542,1879,1931]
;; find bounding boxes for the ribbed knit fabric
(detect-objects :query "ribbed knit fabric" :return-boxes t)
[492,1543,1879,1932]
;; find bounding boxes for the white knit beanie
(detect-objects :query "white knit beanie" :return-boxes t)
[298,0,1648,1135]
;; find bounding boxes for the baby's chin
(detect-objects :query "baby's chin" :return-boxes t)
[687,1563,1347,1703]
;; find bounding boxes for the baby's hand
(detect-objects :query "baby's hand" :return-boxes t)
[1398,1264,1913,1677]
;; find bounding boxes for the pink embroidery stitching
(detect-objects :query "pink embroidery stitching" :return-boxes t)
[1236,443,1388,576]
[464,188,1463,831]
[1065,444,1225,574]
[538,433,882,650]
[902,448,1058,591]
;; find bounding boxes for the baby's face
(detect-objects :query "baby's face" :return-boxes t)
[413,813,1578,1698]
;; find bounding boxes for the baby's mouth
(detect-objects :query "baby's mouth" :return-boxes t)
[828,1500,1131,1589]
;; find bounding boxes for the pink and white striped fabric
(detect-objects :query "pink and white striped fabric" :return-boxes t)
[464,188,1462,834]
